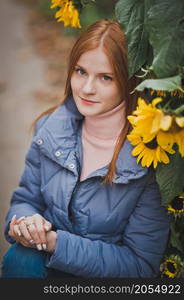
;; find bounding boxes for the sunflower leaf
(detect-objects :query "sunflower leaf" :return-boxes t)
[170,222,183,252]
[135,75,183,92]
[156,150,184,205]
[115,0,150,77]
[146,0,184,78]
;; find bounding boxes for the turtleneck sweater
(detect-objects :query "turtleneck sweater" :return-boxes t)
[80,101,126,181]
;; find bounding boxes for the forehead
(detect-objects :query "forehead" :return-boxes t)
[77,47,113,73]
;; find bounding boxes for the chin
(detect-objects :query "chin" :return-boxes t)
[74,102,100,117]
[79,108,99,117]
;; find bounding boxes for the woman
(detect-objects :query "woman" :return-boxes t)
[2,20,170,278]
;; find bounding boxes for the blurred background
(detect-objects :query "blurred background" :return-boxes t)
[0,0,117,263]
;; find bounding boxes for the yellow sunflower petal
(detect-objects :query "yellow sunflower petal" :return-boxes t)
[127,115,137,125]
[52,0,81,28]
[155,146,161,161]
[142,133,156,143]
[51,0,63,9]
[152,97,163,107]
[136,148,147,163]
[153,157,158,168]
[132,143,145,156]
[174,130,184,156]
[127,133,142,145]
[160,148,170,164]
[160,115,173,131]
[150,110,163,134]
[141,150,153,167]
[175,117,184,128]
[157,130,175,151]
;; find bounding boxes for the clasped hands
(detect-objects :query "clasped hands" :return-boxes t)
[8,214,57,253]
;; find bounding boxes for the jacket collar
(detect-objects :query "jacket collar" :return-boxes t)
[34,96,148,183]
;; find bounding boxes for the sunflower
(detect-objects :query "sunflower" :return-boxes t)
[128,97,175,152]
[150,88,184,99]
[160,254,184,278]
[167,195,184,217]
[127,130,173,168]
[50,0,81,28]
[128,97,184,157]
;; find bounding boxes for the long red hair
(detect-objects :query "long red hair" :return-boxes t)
[33,19,140,184]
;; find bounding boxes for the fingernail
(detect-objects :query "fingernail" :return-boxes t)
[12,214,16,221]
[18,216,25,221]
[42,243,47,250]
[44,225,49,231]
[37,244,42,251]
[29,239,35,244]
[18,231,22,237]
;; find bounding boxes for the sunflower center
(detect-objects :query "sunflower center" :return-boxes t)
[145,138,158,149]
[167,261,177,274]
[171,196,184,211]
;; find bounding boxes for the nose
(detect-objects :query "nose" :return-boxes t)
[82,77,96,95]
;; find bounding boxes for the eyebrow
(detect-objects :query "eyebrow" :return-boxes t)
[75,64,114,75]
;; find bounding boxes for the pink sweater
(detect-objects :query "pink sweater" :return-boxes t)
[80,101,126,181]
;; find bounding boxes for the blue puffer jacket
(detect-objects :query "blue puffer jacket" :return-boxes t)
[4,96,170,277]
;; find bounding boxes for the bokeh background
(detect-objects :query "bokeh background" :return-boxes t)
[0,0,117,263]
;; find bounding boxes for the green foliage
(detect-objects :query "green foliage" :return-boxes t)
[115,0,184,79]
[115,0,184,277]
[80,0,116,27]
[146,0,184,78]
[170,221,183,253]
[115,0,150,78]
[80,5,103,27]
[135,75,183,93]
[156,150,184,205]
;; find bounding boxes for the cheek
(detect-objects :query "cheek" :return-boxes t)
[70,76,75,93]
[105,86,121,102]
[71,76,80,94]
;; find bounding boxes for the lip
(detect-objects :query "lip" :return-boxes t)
[80,97,99,105]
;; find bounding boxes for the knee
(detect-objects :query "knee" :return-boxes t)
[1,243,48,278]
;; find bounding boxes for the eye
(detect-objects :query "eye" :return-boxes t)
[74,67,86,75]
[102,75,113,81]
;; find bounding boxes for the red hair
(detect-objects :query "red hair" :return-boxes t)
[33,19,140,184]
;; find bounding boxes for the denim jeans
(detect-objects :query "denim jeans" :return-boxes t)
[1,243,75,278]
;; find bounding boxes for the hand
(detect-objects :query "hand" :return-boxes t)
[8,214,52,251]
[8,215,35,248]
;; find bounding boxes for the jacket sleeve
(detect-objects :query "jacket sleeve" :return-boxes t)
[46,169,170,277]
[4,116,49,244]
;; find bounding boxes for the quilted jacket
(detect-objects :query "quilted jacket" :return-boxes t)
[4,96,170,277]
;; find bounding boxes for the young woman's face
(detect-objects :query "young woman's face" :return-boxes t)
[71,47,123,117]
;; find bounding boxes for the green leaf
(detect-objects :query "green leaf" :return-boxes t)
[115,0,150,77]
[156,151,184,205]
[146,0,184,78]
[170,222,183,252]
[135,75,183,92]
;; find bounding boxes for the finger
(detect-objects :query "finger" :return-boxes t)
[13,224,22,237]
[33,215,47,249]
[26,223,43,250]
[35,223,47,250]
[11,214,17,223]
[44,220,52,232]
[9,214,17,229]
[19,221,35,243]
[9,215,17,237]
[19,239,34,248]
[16,216,26,224]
